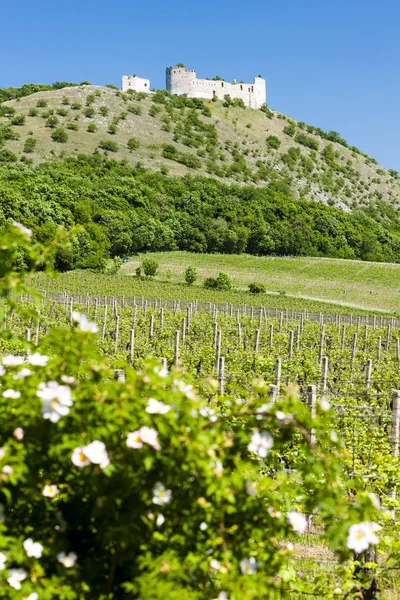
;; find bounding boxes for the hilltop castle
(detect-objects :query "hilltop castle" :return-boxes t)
[121,66,266,109]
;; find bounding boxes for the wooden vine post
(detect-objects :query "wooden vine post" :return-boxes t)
[390,390,400,517]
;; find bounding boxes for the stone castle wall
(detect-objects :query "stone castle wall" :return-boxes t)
[166,66,266,109]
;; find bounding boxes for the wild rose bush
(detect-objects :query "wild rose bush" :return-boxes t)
[0,225,397,599]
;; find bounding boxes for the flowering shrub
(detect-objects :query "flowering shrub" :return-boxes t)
[0,225,398,598]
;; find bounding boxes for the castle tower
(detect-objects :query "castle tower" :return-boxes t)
[121,75,151,93]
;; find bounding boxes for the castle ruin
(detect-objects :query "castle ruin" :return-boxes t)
[121,66,266,110]
[166,66,266,109]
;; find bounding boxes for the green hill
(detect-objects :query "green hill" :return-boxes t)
[1,83,399,210]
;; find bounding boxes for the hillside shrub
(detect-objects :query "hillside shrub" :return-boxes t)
[266,135,280,149]
[127,137,140,152]
[28,108,38,117]
[51,128,68,143]
[87,123,97,133]
[204,272,232,291]
[66,123,79,131]
[248,282,266,294]
[0,105,15,117]
[84,107,95,118]
[99,106,109,117]
[10,115,25,126]
[99,140,119,152]
[56,108,68,117]
[23,137,37,153]
[295,132,319,151]
[45,116,59,128]
[0,149,18,162]
[36,99,47,108]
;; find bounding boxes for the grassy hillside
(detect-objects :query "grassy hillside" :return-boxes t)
[1,84,399,209]
[122,251,400,313]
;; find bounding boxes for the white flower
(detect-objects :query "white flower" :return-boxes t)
[156,514,165,526]
[276,411,293,423]
[210,558,221,570]
[57,551,77,567]
[152,482,172,505]
[23,538,43,558]
[173,379,197,400]
[330,431,339,443]
[36,381,72,422]
[0,448,4,460]
[127,427,161,450]
[286,542,294,552]
[347,522,381,553]
[146,398,171,414]
[154,365,168,378]
[13,368,32,379]
[61,375,76,385]
[240,557,257,574]
[200,521,208,531]
[84,441,109,468]
[12,222,32,238]
[245,479,258,496]
[248,430,273,458]
[27,594,39,600]
[2,355,24,367]
[2,389,21,399]
[256,403,272,414]
[368,493,381,511]
[27,353,49,367]
[0,552,6,570]
[43,484,60,498]
[0,366,5,376]
[126,431,143,449]
[213,460,223,477]
[13,428,24,440]
[287,511,307,534]
[72,312,98,333]
[7,568,27,589]
[2,466,13,475]
[138,427,161,450]
[71,446,90,467]
[212,594,228,600]
[268,506,282,519]
[200,407,218,422]
[318,398,331,411]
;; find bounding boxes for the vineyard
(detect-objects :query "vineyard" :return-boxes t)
[8,289,400,507]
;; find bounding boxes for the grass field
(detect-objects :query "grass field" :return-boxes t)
[123,251,400,313]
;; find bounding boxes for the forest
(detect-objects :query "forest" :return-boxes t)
[1,154,400,271]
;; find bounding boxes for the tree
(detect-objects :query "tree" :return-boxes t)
[248,282,266,294]
[184,265,197,285]
[141,257,158,277]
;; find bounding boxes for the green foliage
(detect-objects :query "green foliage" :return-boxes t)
[389,169,399,179]
[87,123,97,133]
[28,108,38,117]
[51,128,68,143]
[248,282,266,293]
[141,256,159,277]
[0,149,18,162]
[0,124,19,147]
[295,132,319,151]
[105,255,123,274]
[84,107,95,118]
[0,105,15,117]
[107,124,117,135]
[128,104,141,115]
[66,123,79,131]
[184,265,197,285]
[260,103,274,118]
[36,99,47,108]
[56,108,68,117]
[98,140,119,152]
[10,114,25,126]
[71,102,82,110]
[266,135,281,149]
[204,272,232,290]
[23,137,37,153]
[99,105,109,116]
[127,137,140,152]
[283,122,296,137]
[86,93,95,105]
[162,144,202,169]
[45,115,59,128]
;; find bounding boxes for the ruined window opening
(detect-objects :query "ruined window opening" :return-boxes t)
[213,91,216,97]
[221,82,224,87]
[240,85,243,91]
[251,86,254,92]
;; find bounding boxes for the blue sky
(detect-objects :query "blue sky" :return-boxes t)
[2,0,399,169]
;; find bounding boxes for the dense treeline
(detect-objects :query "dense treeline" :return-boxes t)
[0,82,80,104]
[0,154,400,270]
